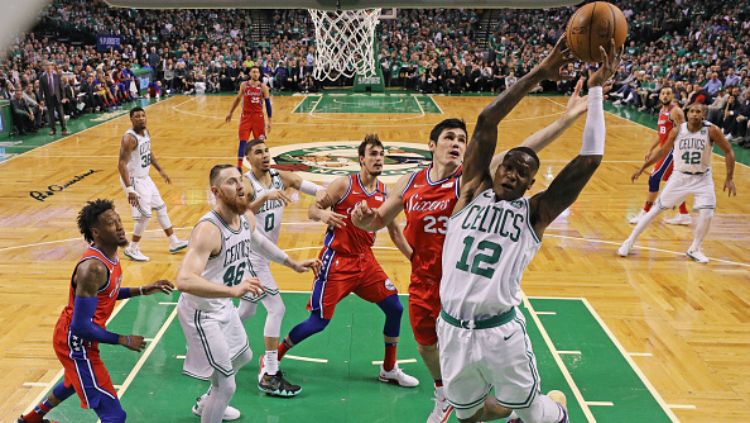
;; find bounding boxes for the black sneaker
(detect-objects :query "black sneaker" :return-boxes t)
[258,370,302,397]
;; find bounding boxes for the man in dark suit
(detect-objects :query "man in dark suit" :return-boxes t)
[39,61,68,136]
[10,86,36,135]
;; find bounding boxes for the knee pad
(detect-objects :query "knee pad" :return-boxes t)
[377,295,403,338]
[133,216,150,237]
[237,298,258,321]
[263,295,286,338]
[155,206,172,229]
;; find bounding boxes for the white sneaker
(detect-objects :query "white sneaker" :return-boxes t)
[169,239,188,253]
[379,364,419,388]
[664,214,692,225]
[427,387,453,423]
[124,245,150,262]
[617,239,633,257]
[547,390,569,423]
[628,210,646,224]
[686,249,709,264]
[192,393,241,421]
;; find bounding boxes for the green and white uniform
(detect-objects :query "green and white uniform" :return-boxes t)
[178,211,254,380]
[437,189,542,415]
[657,121,715,211]
[119,128,165,218]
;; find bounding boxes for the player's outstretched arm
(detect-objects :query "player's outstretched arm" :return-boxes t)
[176,221,262,298]
[118,133,139,208]
[308,176,348,228]
[530,42,620,238]
[281,171,323,197]
[72,260,145,351]
[632,127,678,182]
[463,36,575,203]
[351,173,409,232]
[225,81,244,123]
[490,78,590,175]
[709,124,736,196]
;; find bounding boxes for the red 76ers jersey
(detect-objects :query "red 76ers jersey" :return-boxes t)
[402,165,461,283]
[324,174,387,256]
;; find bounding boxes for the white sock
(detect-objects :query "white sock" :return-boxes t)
[265,350,279,376]
[169,234,179,244]
[689,209,713,251]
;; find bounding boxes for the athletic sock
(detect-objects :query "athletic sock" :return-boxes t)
[384,342,397,371]
[678,202,689,214]
[643,201,654,212]
[265,350,279,375]
[278,339,292,360]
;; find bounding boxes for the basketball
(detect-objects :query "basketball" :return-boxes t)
[566,1,628,63]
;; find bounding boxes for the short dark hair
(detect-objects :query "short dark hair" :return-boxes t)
[210,164,235,186]
[358,134,383,158]
[130,106,145,117]
[77,199,114,243]
[250,65,260,71]
[244,138,266,156]
[430,118,467,143]
[506,146,540,170]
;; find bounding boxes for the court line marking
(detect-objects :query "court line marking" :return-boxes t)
[91,306,178,423]
[23,298,132,412]
[413,95,426,117]
[22,382,50,388]
[371,358,417,365]
[308,95,324,116]
[557,350,582,355]
[292,95,317,113]
[628,352,654,357]
[522,295,596,422]
[158,302,178,305]
[427,94,445,114]
[543,96,750,169]
[3,227,746,268]
[667,404,697,410]
[580,297,681,421]
[176,355,186,360]
[534,311,557,315]
[585,401,615,407]
[285,354,328,364]
[0,96,185,168]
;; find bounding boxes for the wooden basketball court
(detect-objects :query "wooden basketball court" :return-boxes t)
[0,94,747,422]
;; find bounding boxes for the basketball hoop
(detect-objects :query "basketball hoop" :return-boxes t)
[308,8,382,81]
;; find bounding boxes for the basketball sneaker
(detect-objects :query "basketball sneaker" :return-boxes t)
[664,213,692,226]
[686,249,709,264]
[123,245,149,262]
[169,239,189,253]
[17,417,58,423]
[617,239,634,257]
[628,210,646,224]
[427,386,454,423]
[192,393,241,421]
[379,364,419,387]
[258,371,302,397]
[547,390,569,423]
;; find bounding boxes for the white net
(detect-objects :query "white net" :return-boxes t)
[308,8,381,81]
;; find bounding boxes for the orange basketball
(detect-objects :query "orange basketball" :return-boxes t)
[566,1,628,63]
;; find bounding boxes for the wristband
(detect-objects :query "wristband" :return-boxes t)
[125,186,136,195]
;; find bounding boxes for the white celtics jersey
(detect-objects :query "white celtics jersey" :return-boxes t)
[440,189,541,320]
[673,121,712,174]
[181,210,256,311]
[125,128,152,178]
[244,169,286,261]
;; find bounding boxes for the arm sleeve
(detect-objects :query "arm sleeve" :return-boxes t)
[299,180,322,196]
[117,287,133,299]
[71,296,120,344]
[264,98,272,118]
[580,86,605,156]
[249,227,289,264]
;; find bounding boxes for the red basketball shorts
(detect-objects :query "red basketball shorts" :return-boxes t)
[408,275,441,346]
[308,248,397,320]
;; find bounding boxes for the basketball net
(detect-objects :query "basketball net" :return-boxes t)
[308,8,381,81]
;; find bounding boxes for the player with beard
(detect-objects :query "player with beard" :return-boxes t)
[18,199,174,423]
[275,135,420,390]
[225,66,272,171]
[176,165,319,422]
[628,87,690,225]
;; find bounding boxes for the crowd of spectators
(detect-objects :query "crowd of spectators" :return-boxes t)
[0,0,748,145]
